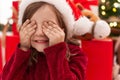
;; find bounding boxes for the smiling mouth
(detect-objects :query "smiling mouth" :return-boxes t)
[34,40,49,44]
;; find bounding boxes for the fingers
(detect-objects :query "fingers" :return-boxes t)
[20,19,30,31]
[42,25,57,36]
[48,21,63,32]
[42,22,59,36]
[42,21,65,46]
[20,20,37,35]
[42,21,63,33]
[23,20,36,32]
[26,24,36,37]
[42,21,65,40]
[19,19,37,50]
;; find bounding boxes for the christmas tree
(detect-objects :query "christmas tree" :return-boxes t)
[99,0,120,36]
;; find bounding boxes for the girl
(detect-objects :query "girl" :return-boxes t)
[1,0,88,80]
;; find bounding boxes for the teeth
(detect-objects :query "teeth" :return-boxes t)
[35,40,48,42]
[37,40,43,42]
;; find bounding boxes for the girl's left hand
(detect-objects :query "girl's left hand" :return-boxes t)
[42,21,65,46]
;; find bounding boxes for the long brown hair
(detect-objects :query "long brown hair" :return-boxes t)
[22,2,80,65]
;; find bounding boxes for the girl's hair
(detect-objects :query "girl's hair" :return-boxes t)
[22,2,80,65]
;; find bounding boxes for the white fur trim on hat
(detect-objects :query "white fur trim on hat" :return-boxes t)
[18,0,75,38]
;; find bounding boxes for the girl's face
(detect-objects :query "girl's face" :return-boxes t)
[30,5,58,52]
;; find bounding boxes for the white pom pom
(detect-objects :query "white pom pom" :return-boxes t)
[94,20,111,39]
[73,16,94,36]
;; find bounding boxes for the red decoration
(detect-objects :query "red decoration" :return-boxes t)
[67,0,81,20]
[73,0,98,10]
[67,0,98,20]
[12,1,19,36]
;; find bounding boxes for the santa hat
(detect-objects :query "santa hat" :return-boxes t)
[18,0,76,38]
[18,0,110,39]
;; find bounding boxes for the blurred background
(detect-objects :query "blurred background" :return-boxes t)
[0,0,120,80]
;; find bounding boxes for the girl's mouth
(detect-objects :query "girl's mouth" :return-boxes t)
[34,40,49,44]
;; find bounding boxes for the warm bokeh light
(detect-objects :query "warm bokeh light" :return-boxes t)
[114,2,120,8]
[117,0,120,2]
[112,8,117,12]
[109,22,118,27]
[101,0,106,3]
[101,5,106,10]
[101,11,106,15]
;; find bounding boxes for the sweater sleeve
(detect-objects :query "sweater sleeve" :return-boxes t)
[44,42,88,80]
[68,43,88,80]
[1,46,31,80]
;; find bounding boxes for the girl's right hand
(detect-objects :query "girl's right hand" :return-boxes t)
[19,19,37,51]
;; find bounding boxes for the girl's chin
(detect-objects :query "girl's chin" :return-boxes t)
[36,49,44,52]
[31,43,49,52]
[32,46,48,52]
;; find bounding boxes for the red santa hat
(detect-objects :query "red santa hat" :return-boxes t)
[18,0,110,39]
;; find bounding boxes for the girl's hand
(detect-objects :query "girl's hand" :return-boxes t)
[19,19,37,51]
[42,21,65,46]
